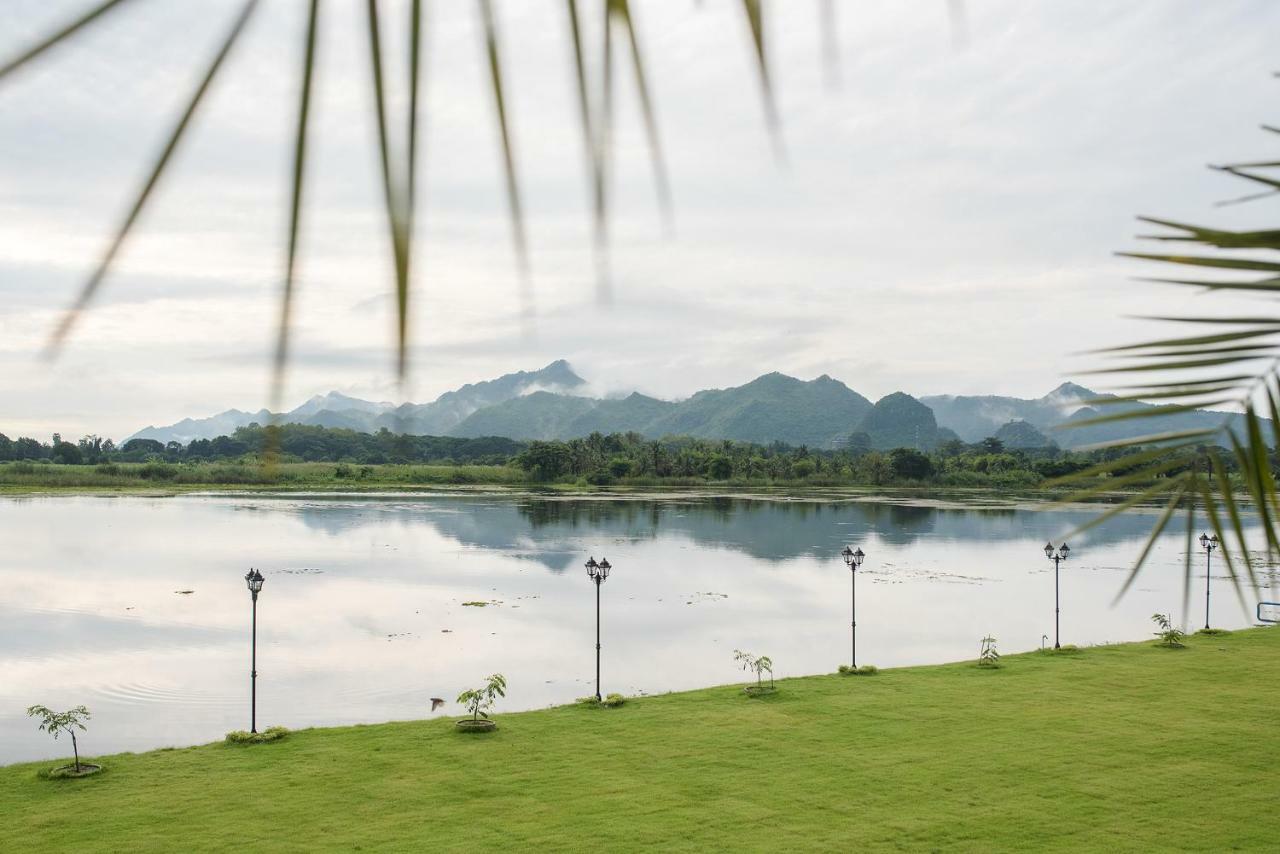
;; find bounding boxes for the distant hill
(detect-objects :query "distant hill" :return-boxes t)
[127,360,585,444]
[126,363,1261,451]
[993,420,1056,449]
[921,382,1254,449]
[374,359,587,436]
[448,372,871,446]
[919,383,1094,443]
[854,392,944,450]
[643,373,872,446]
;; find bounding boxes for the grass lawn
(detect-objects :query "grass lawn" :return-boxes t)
[2,629,1275,852]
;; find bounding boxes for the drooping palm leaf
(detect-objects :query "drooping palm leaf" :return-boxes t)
[271,0,321,411]
[1064,107,1280,612]
[8,1,815,376]
[365,0,417,379]
[44,0,261,356]
[0,0,136,81]
[478,0,533,319]
[740,0,782,157]
[565,0,608,300]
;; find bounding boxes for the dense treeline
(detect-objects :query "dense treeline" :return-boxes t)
[0,425,521,466]
[509,433,1215,487]
[0,423,1227,488]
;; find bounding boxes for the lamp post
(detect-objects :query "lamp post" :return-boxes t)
[1199,532,1219,631]
[585,556,611,702]
[244,568,265,733]
[841,546,865,667]
[1043,542,1070,649]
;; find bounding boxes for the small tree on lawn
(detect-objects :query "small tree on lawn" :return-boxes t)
[27,704,90,772]
[734,649,774,689]
[1152,613,1186,648]
[978,636,1000,667]
[457,673,507,722]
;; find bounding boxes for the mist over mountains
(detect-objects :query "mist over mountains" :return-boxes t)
[126,361,1248,451]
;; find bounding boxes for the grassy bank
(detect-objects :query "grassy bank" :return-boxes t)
[0,461,530,493]
[2,629,1275,852]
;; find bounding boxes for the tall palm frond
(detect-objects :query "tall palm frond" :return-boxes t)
[1061,106,1280,611]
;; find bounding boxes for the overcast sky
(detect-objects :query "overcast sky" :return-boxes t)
[1,0,1277,440]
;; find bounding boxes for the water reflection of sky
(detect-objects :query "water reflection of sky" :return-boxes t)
[0,493,1273,764]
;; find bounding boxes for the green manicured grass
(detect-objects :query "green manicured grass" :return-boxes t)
[3,630,1276,852]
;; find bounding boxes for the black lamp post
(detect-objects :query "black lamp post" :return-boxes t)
[585,556,611,702]
[841,546,865,667]
[1199,532,1219,630]
[244,567,265,733]
[1043,542,1070,649]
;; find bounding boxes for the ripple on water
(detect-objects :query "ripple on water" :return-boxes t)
[91,682,239,708]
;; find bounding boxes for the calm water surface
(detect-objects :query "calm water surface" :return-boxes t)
[1,492,1273,763]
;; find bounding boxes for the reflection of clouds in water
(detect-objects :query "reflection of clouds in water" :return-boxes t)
[0,606,236,659]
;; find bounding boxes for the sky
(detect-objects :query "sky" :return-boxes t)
[1,0,1278,440]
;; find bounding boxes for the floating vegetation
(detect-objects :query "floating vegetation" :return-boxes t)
[462,600,502,607]
[174,590,194,595]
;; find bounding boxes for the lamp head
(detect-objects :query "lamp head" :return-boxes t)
[852,547,865,568]
[1044,542,1054,559]
[841,546,854,567]
[245,568,264,596]
[598,557,611,580]
[585,556,598,578]
[1059,543,1070,560]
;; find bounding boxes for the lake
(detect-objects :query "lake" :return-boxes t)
[1,491,1273,764]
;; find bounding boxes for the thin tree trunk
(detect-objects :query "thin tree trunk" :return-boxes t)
[71,731,80,772]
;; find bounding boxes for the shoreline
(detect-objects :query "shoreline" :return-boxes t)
[0,482,1167,512]
[1,627,1268,770]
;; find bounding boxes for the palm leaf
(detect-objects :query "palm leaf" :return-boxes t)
[1116,252,1280,273]
[1099,327,1280,352]
[565,0,607,299]
[0,0,135,81]
[478,0,532,318]
[1196,476,1253,613]
[271,0,321,411]
[609,1,672,220]
[365,0,412,377]
[45,0,261,356]
[1110,480,1188,604]
[740,0,782,157]
[406,0,423,328]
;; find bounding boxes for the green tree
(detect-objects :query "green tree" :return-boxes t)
[516,442,573,480]
[708,455,733,480]
[889,447,934,480]
[857,451,892,485]
[457,674,507,722]
[27,704,91,772]
[51,440,82,465]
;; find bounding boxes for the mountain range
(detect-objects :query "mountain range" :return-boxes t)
[126,360,1252,451]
